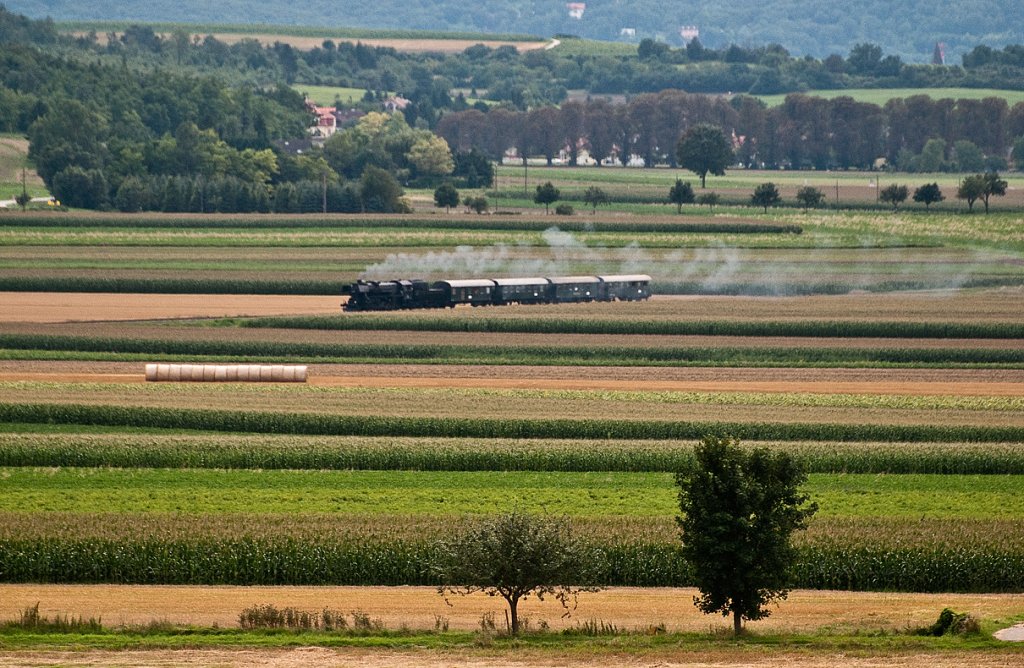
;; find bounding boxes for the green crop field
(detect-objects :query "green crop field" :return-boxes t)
[292,84,380,106]
[57,21,540,44]
[1,207,1022,295]
[753,87,1024,108]
[3,467,1024,519]
[5,430,1024,474]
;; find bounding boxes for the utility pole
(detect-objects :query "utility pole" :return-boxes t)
[322,171,327,214]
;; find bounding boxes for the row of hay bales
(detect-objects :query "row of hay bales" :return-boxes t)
[145,364,308,383]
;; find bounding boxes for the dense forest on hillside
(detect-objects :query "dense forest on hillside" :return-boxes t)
[2,6,1024,214]
[6,0,1024,63]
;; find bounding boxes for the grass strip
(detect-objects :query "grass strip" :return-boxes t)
[1,334,1021,367]
[237,315,1024,339]
[4,468,1024,519]
[2,403,1022,442]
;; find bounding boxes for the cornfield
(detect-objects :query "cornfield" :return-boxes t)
[0,536,1020,592]
[2,333,1021,366]
[2,432,1024,474]
[3,403,1022,442]
[241,315,1024,340]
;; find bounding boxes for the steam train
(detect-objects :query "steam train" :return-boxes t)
[343,274,652,311]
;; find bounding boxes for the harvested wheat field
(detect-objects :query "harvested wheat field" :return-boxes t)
[2,587,1024,667]
[0,292,342,323]
[1,585,1020,633]
[1,362,1021,398]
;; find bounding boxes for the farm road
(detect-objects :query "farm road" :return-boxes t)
[0,649,1021,667]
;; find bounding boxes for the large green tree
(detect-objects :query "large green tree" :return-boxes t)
[676,436,817,636]
[677,123,733,188]
[434,511,600,635]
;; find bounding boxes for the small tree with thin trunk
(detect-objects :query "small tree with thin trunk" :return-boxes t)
[434,511,600,635]
[879,183,908,210]
[979,172,1008,214]
[697,192,720,210]
[958,174,984,212]
[795,186,825,211]
[912,182,944,209]
[677,435,817,636]
[582,186,610,213]
[464,194,488,214]
[668,179,695,212]
[433,182,460,213]
[751,182,781,213]
[534,181,560,214]
[15,167,30,211]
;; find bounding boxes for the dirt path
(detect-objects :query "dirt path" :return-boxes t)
[0,371,1021,397]
[2,648,1022,667]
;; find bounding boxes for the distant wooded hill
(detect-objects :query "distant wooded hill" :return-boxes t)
[5,0,1023,63]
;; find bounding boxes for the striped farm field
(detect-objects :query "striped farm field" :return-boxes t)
[1,381,1022,429]
[1,208,1021,296]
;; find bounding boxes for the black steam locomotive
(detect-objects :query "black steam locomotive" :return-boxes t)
[343,274,652,311]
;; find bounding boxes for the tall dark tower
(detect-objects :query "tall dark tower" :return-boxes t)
[932,42,946,65]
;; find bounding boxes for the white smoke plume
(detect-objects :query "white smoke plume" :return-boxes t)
[358,226,1022,295]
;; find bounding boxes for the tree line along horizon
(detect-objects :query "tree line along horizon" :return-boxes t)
[3,6,1024,213]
